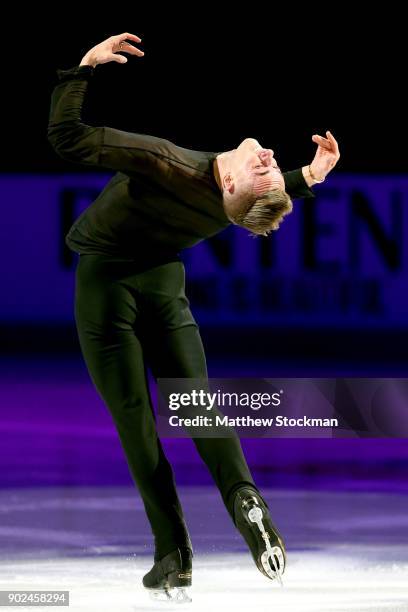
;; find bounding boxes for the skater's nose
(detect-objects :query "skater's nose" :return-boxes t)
[258,149,274,165]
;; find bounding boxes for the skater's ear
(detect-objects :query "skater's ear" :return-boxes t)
[222,171,235,195]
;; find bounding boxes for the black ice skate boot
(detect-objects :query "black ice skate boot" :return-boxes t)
[233,487,286,585]
[142,546,193,603]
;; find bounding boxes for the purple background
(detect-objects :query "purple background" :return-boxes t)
[1,173,407,493]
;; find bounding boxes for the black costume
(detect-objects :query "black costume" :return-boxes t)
[48,64,314,561]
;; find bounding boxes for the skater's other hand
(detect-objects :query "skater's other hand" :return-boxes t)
[79,33,144,68]
[309,131,340,182]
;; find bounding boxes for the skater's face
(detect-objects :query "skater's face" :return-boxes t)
[233,138,285,192]
[221,138,286,217]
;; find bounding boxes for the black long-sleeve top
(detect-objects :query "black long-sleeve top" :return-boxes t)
[48,65,315,261]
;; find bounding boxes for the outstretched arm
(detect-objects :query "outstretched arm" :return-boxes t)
[47,32,169,173]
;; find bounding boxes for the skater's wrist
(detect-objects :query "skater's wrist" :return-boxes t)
[302,165,325,187]
[80,52,98,68]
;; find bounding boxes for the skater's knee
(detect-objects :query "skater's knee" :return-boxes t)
[120,394,144,413]
[106,395,156,432]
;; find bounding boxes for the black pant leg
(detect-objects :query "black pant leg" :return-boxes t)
[138,260,260,523]
[74,254,191,559]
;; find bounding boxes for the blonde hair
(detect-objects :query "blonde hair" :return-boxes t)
[232,189,293,237]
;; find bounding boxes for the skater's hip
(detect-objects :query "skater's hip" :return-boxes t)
[75,249,185,292]
[75,252,195,330]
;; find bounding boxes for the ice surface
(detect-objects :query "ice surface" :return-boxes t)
[1,551,408,611]
[0,486,407,611]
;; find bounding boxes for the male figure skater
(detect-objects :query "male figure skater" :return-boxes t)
[48,32,340,602]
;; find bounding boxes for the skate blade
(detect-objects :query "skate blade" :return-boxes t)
[148,585,192,604]
[248,505,285,586]
[261,546,285,585]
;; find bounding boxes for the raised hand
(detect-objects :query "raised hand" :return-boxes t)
[309,131,340,181]
[80,32,144,68]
